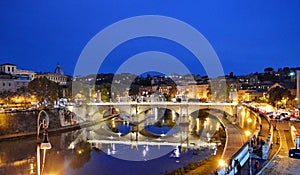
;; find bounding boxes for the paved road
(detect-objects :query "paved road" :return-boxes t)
[260,121,300,175]
[209,110,247,160]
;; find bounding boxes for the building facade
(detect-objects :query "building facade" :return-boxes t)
[35,64,69,85]
[0,63,35,93]
[0,63,16,74]
[0,63,35,80]
[0,79,30,92]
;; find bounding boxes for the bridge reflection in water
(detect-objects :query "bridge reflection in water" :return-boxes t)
[0,105,260,175]
[84,108,223,161]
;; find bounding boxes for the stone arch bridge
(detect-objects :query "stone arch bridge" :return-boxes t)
[70,102,238,121]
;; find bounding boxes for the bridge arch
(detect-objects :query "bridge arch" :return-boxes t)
[75,102,238,122]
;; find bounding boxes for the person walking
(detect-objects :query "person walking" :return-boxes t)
[255,160,260,173]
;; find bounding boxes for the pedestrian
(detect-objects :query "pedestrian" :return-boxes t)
[228,158,233,170]
[260,123,262,130]
[251,138,254,147]
[236,159,242,175]
[255,160,260,172]
[261,138,265,145]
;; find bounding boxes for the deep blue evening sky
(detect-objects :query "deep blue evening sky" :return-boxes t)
[0,1,300,76]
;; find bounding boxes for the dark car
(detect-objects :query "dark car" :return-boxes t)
[289,148,300,158]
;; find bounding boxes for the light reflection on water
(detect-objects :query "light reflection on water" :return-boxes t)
[144,125,173,135]
[0,108,230,175]
[0,128,216,175]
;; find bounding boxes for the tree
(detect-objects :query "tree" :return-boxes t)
[71,81,90,100]
[267,86,293,106]
[0,91,14,106]
[96,83,111,102]
[129,84,140,97]
[28,77,62,104]
[168,85,177,99]
[264,67,274,73]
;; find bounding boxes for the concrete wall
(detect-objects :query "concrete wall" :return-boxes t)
[0,110,61,136]
[218,143,250,175]
[262,126,273,160]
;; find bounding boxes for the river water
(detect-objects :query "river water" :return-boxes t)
[0,107,253,175]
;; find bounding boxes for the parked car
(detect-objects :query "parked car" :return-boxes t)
[266,112,273,118]
[289,148,300,158]
[279,112,290,120]
[290,117,300,122]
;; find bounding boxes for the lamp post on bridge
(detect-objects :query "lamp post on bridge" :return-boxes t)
[36,110,51,175]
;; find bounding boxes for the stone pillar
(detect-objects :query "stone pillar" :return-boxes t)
[96,90,101,102]
[297,71,300,107]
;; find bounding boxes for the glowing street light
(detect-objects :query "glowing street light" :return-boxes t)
[219,159,226,167]
[245,130,251,137]
[247,118,252,123]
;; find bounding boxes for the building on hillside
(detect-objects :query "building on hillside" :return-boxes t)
[268,82,296,95]
[0,63,35,93]
[0,63,16,74]
[238,90,263,102]
[35,63,69,86]
[15,69,36,81]
[174,84,209,100]
[0,63,35,80]
[268,82,286,90]
[0,79,30,92]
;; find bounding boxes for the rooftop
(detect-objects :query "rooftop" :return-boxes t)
[0,63,16,66]
[54,63,64,75]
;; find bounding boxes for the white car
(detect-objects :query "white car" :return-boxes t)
[290,117,300,122]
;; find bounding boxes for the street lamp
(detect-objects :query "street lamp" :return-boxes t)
[217,159,227,174]
[218,159,226,167]
[245,130,251,137]
[37,110,51,175]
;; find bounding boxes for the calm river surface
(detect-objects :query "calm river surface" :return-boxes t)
[0,107,257,175]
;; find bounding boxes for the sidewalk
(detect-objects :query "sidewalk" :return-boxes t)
[186,110,246,175]
[240,113,278,175]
